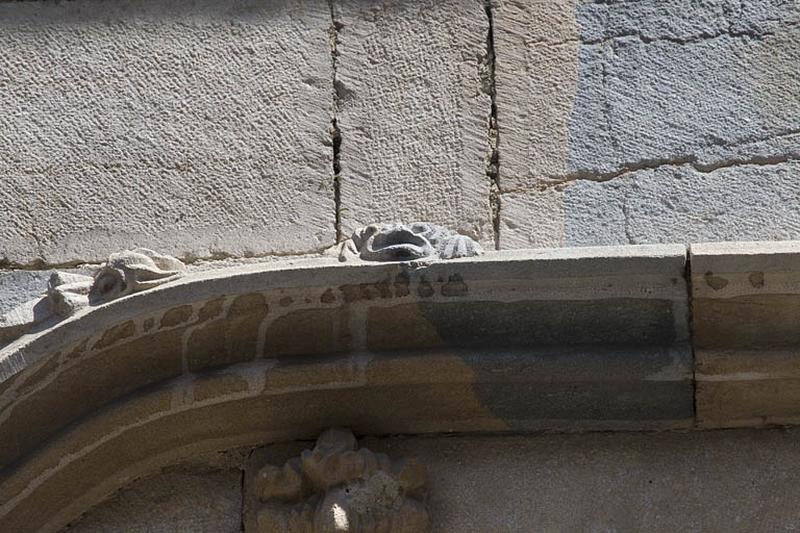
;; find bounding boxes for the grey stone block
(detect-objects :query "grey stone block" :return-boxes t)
[567,29,800,176]
[0,0,335,266]
[334,0,493,245]
[495,0,800,248]
[563,161,800,246]
[66,470,242,533]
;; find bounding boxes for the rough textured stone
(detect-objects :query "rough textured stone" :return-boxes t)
[0,0,335,266]
[364,429,800,532]
[564,161,800,246]
[63,470,242,533]
[334,0,493,245]
[498,189,563,249]
[495,0,800,248]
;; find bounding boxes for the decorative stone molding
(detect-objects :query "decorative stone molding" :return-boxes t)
[89,248,186,304]
[251,428,428,533]
[0,243,692,532]
[337,222,482,262]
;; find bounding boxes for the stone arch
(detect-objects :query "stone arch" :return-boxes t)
[0,246,691,531]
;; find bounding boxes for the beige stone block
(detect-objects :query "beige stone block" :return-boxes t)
[498,189,564,249]
[335,0,493,244]
[493,0,580,189]
[0,0,335,265]
[0,324,185,467]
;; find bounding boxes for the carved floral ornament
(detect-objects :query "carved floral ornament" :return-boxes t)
[252,428,429,533]
[0,248,186,343]
[336,222,482,262]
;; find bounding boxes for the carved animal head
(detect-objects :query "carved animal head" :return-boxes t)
[89,248,185,304]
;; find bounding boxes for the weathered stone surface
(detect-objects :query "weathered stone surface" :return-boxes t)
[495,0,800,248]
[364,429,800,532]
[0,0,334,266]
[64,470,242,533]
[493,0,581,187]
[691,241,800,428]
[334,0,493,245]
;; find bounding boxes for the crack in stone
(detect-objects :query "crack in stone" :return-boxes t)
[328,0,343,243]
[532,153,799,191]
[504,127,800,192]
[483,0,501,250]
[524,20,799,49]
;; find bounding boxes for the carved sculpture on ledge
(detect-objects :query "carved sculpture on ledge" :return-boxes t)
[89,248,186,304]
[252,428,429,533]
[0,248,185,344]
[337,222,482,262]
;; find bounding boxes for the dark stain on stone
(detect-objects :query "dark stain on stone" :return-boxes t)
[704,271,729,291]
[442,274,468,297]
[417,279,435,298]
[18,355,61,396]
[279,296,294,307]
[65,339,89,361]
[143,317,155,332]
[394,271,411,297]
[198,296,226,322]
[321,288,336,304]
[160,305,193,328]
[93,320,136,350]
[340,278,393,302]
[748,271,765,289]
[229,293,268,318]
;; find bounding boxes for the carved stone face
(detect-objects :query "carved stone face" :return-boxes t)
[354,223,437,261]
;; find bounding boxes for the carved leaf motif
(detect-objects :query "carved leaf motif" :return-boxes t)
[253,428,429,533]
[339,222,482,262]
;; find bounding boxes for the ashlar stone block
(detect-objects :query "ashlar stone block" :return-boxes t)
[0,0,335,265]
[334,0,494,246]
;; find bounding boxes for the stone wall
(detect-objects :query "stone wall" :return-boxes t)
[1,0,797,276]
[64,429,800,532]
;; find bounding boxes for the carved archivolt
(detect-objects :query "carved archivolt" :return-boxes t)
[337,222,482,262]
[252,428,429,532]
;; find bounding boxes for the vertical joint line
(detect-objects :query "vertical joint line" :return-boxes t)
[329,0,343,243]
[685,248,698,427]
[484,0,501,250]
